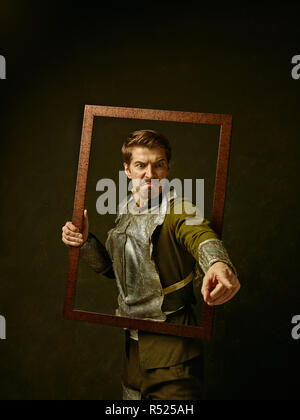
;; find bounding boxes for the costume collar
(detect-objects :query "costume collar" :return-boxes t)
[116,186,177,221]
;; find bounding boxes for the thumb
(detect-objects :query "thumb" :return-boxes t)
[218,273,233,290]
[82,209,89,240]
[83,209,89,228]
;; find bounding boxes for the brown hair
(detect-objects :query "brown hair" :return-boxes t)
[121,129,172,165]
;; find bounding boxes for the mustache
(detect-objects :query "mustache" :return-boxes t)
[130,178,167,194]
[139,179,162,185]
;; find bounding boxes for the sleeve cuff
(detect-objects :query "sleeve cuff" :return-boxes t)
[198,238,237,275]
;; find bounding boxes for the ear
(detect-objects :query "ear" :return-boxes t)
[123,162,132,179]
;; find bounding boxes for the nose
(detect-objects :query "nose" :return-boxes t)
[145,164,154,179]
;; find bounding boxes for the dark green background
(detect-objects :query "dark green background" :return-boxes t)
[0,1,299,400]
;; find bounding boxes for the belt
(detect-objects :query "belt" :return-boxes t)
[163,271,194,296]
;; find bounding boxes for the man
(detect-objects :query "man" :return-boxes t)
[62,129,240,400]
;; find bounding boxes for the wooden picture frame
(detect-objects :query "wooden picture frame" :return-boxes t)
[63,105,233,340]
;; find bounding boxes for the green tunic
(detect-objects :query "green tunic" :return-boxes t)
[137,197,219,369]
[81,194,220,370]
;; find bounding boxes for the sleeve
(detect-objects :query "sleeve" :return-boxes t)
[169,198,237,275]
[169,198,219,261]
[79,232,115,279]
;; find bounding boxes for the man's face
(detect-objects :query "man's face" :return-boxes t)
[123,146,170,201]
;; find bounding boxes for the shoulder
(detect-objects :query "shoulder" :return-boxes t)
[168,196,202,217]
[166,196,204,226]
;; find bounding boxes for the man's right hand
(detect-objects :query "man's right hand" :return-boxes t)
[62,209,89,247]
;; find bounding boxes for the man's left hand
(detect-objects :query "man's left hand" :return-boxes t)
[201,261,240,306]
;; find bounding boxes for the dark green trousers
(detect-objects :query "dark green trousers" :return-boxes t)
[122,337,204,400]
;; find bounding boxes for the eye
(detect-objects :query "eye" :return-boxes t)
[136,163,145,168]
[155,162,165,168]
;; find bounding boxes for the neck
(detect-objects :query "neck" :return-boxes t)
[134,190,164,210]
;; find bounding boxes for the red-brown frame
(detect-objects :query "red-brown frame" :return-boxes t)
[63,105,233,340]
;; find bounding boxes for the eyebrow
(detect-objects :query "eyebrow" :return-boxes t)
[134,158,166,164]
